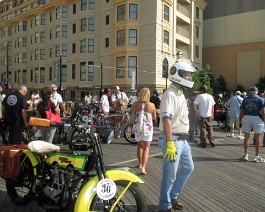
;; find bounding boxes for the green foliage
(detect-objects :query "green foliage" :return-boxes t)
[191,64,230,97]
[256,76,265,93]
[235,84,245,93]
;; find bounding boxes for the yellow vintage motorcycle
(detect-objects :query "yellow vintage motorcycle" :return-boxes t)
[0,116,146,211]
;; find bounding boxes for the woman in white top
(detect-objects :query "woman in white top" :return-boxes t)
[132,87,156,175]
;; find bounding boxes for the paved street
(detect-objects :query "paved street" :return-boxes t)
[0,122,265,211]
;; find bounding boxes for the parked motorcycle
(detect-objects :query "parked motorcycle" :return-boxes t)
[0,115,146,211]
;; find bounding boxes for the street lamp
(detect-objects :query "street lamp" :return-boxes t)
[176,50,183,59]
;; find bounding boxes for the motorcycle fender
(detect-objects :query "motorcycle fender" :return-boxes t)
[74,169,144,212]
[22,149,40,177]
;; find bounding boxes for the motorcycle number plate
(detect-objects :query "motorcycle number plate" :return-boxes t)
[96,178,117,200]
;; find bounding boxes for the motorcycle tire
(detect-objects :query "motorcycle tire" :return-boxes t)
[124,124,137,144]
[6,155,35,205]
[217,120,227,129]
[90,180,146,212]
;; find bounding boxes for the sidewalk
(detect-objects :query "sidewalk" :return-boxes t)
[0,123,265,211]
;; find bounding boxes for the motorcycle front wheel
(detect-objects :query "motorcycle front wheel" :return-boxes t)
[90,180,146,212]
[6,155,35,205]
[124,124,137,144]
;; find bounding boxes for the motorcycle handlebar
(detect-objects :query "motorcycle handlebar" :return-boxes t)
[50,122,72,128]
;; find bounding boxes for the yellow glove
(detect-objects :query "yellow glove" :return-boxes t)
[165,140,177,162]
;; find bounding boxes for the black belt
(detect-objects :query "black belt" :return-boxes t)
[172,133,188,140]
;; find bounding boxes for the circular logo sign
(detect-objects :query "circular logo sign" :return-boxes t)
[7,95,17,106]
[96,178,117,200]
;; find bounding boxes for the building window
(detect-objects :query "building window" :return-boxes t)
[40,67,45,83]
[80,62,86,81]
[62,44,67,56]
[89,0,95,10]
[55,45,60,57]
[40,49,45,60]
[35,67,39,83]
[40,14,45,25]
[117,30,125,46]
[80,39,86,53]
[72,43,76,53]
[35,49,40,60]
[22,37,27,47]
[18,70,21,84]
[22,21,27,31]
[72,64,76,79]
[62,25,67,37]
[30,69,33,82]
[106,15,109,25]
[62,65,67,82]
[56,7,61,19]
[50,13,52,22]
[50,30,53,39]
[196,7,199,19]
[128,56,137,78]
[164,5,169,22]
[49,48,52,57]
[73,4,76,14]
[49,67,52,81]
[81,18,87,32]
[196,25,199,39]
[62,6,68,18]
[56,26,60,38]
[35,15,40,26]
[35,32,40,43]
[129,29,137,45]
[81,0,87,11]
[73,23,76,34]
[88,39,94,52]
[116,56,125,78]
[22,70,27,84]
[164,30,169,44]
[129,4,137,20]
[117,4,126,21]
[88,17,94,31]
[40,31,45,43]
[105,38,109,47]
[88,61,94,81]
[195,45,199,58]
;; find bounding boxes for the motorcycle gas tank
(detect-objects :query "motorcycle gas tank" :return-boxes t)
[105,114,123,121]
[46,151,88,171]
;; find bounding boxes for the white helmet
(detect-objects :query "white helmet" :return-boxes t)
[218,94,223,98]
[168,61,197,88]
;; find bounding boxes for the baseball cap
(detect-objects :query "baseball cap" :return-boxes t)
[114,86,120,90]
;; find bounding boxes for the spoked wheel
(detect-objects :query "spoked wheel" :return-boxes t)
[124,124,137,144]
[217,120,227,129]
[90,180,146,212]
[6,156,35,205]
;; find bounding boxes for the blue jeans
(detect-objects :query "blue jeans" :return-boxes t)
[158,134,194,210]
[40,126,56,143]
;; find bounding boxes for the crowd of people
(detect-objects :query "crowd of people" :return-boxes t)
[0,60,265,211]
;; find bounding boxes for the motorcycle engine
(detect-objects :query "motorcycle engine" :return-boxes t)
[43,163,77,205]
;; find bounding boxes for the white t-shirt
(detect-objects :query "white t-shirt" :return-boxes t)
[111,92,129,102]
[193,93,215,118]
[52,92,63,108]
[100,94,110,113]
[159,84,189,134]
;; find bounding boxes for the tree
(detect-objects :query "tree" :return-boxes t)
[256,76,265,93]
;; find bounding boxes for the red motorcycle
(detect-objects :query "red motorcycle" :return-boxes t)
[214,108,227,129]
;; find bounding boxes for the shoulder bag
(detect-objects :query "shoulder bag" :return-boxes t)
[45,101,62,123]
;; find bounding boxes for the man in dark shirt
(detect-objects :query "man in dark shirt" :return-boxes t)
[2,86,28,144]
[150,90,161,126]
